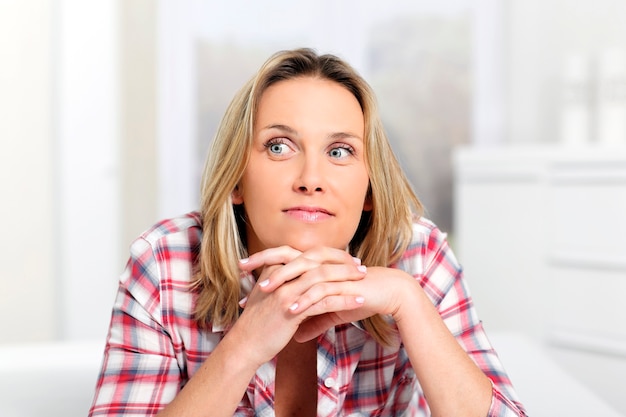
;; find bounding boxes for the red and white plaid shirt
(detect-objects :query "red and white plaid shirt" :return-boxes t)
[89,211,526,416]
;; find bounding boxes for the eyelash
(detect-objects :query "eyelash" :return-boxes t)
[264,138,290,154]
[332,144,355,154]
[263,138,355,158]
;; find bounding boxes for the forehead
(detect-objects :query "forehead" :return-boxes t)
[254,77,364,132]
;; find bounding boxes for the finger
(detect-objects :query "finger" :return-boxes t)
[259,256,365,294]
[239,246,302,271]
[299,246,362,266]
[297,294,365,318]
[257,256,323,291]
[280,264,367,308]
[294,314,339,342]
[240,246,360,272]
[293,296,366,342]
[254,263,283,290]
[263,262,366,294]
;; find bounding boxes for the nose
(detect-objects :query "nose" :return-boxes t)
[294,154,325,194]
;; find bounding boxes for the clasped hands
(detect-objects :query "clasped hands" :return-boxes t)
[233,245,415,365]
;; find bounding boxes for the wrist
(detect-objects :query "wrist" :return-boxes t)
[219,322,267,372]
[390,273,429,323]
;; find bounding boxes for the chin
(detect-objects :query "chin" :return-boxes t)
[286,237,349,252]
[255,227,353,253]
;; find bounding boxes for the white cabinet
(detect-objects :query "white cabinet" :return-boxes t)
[453,145,626,413]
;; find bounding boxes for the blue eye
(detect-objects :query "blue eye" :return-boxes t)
[329,146,352,159]
[269,143,286,154]
[265,139,291,155]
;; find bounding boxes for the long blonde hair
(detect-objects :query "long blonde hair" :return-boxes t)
[194,48,422,345]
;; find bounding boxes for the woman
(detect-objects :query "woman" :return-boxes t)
[89,48,526,416]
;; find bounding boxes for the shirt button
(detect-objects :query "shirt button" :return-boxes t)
[324,377,336,388]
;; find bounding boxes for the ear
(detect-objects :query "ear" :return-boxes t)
[362,193,373,212]
[232,185,244,204]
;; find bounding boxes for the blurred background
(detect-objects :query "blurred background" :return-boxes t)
[1,0,625,415]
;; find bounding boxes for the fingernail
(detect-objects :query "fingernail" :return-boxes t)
[238,296,248,307]
[289,302,299,311]
[355,296,365,304]
[357,265,367,273]
[239,258,249,264]
[258,279,269,288]
[352,257,362,265]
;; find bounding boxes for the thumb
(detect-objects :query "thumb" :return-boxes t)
[293,314,339,342]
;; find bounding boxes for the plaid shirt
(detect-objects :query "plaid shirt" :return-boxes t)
[89,211,526,416]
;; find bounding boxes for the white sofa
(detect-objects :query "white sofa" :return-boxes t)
[0,340,104,417]
[489,333,623,416]
[0,333,623,416]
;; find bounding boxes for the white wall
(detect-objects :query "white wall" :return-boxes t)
[505,0,626,145]
[155,1,199,220]
[472,0,626,147]
[55,0,121,341]
[120,0,159,250]
[0,1,121,344]
[454,146,626,414]
[471,0,507,146]
[464,1,626,412]
[0,1,57,343]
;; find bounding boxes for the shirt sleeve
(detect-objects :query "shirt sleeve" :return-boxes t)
[416,222,528,416]
[88,237,183,416]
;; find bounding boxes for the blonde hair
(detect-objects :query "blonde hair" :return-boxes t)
[194,48,422,345]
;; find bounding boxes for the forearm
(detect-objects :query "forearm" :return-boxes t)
[156,327,259,417]
[394,276,492,417]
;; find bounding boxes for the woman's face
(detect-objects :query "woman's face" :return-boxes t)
[233,76,371,255]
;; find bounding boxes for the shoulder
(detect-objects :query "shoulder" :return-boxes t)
[137,211,203,248]
[394,217,461,277]
[407,217,452,257]
[123,211,203,284]
[410,217,447,242]
[394,217,465,306]
[117,212,207,343]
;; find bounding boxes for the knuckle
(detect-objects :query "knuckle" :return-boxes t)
[274,286,291,303]
[313,282,331,297]
[319,296,333,310]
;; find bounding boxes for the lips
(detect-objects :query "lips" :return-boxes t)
[283,206,334,222]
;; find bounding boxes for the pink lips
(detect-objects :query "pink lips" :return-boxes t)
[284,206,333,222]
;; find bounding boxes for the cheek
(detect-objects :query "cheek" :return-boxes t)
[241,169,284,203]
[241,159,283,191]
[342,172,370,208]
[239,173,283,228]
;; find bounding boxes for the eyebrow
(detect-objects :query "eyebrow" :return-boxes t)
[262,124,363,141]
[263,124,298,135]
